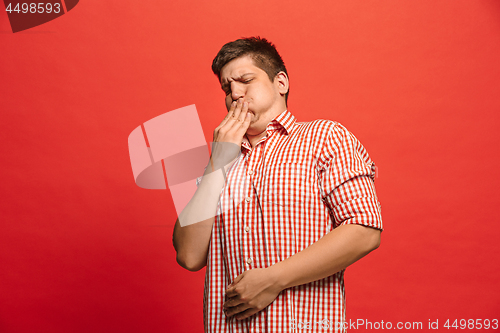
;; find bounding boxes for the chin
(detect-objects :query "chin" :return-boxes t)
[246,123,266,135]
[245,125,258,134]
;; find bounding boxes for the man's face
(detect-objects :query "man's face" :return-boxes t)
[219,55,286,135]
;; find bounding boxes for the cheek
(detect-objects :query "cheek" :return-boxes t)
[254,86,273,102]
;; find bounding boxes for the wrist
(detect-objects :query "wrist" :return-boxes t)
[209,142,240,170]
[267,262,289,291]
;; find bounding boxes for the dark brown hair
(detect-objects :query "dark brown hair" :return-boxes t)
[212,37,289,103]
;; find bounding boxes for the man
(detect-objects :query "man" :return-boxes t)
[173,37,383,333]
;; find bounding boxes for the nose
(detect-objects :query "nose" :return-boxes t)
[230,82,245,102]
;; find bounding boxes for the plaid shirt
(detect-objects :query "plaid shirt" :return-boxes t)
[203,109,383,333]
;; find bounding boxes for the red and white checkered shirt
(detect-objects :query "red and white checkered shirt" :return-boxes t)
[203,109,383,333]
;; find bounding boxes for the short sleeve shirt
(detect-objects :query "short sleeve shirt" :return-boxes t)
[203,110,383,333]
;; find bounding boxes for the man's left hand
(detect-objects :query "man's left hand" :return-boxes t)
[223,267,283,320]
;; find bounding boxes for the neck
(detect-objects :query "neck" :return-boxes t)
[245,131,267,148]
[245,104,287,148]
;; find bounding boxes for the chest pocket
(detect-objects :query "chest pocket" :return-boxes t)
[262,162,313,206]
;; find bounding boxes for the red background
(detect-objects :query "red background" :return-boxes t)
[1,1,499,332]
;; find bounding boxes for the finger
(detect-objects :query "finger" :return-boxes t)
[233,272,245,284]
[225,286,238,298]
[236,101,249,123]
[223,296,244,309]
[219,101,237,129]
[226,273,245,293]
[219,100,242,133]
[235,308,258,320]
[235,106,252,135]
[231,98,244,120]
[227,303,250,317]
[227,100,237,118]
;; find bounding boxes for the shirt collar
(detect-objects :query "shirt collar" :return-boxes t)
[268,109,295,135]
[241,109,296,151]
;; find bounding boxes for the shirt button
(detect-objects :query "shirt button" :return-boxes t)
[245,197,251,203]
[248,170,253,175]
[244,226,250,232]
[246,257,253,264]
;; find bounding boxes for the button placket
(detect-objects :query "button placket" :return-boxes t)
[243,142,262,271]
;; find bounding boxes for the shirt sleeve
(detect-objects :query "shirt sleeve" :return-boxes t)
[318,123,383,230]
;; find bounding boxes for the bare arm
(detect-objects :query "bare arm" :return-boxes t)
[172,167,226,271]
[270,223,380,289]
[172,99,252,271]
[224,224,381,319]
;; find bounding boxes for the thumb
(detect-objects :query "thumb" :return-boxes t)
[228,272,245,288]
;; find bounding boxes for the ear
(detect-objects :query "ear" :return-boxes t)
[274,71,289,97]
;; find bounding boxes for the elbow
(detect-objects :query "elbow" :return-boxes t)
[366,228,381,252]
[176,253,206,272]
[353,224,381,253]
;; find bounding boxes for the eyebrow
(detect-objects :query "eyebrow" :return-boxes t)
[221,73,255,91]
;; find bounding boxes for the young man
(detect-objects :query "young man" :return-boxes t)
[173,37,383,333]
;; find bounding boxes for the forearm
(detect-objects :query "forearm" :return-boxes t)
[172,99,252,271]
[268,224,381,290]
[177,163,226,227]
[172,161,231,271]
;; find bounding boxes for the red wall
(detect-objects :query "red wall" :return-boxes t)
[1,1,499,332]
